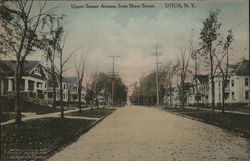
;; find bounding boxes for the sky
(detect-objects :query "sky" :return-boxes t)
[25,0,249,92]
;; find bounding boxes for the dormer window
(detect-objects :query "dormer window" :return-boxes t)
[34,68,41,76]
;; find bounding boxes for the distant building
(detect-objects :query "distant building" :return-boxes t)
[164,82,192,107]
[64,77,86,106]
[187,75,209,106]
[43,67,69,104]
[163,87,178,107]
[97,89,112,106]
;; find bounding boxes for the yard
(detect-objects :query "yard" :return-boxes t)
[163,107,250,138]
[0,113,26,122]
[1,118,95,161]
[0,97,76,122]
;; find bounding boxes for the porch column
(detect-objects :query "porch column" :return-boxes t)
[8,79,12,92]
[24,79,29,92]
[0,80,3,95]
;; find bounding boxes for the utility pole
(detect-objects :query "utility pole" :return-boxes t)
[152,44,162,107]
[108,56,120,106]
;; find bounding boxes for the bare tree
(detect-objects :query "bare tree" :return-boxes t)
[45,15,65,109]
[190,41,203,110]
[158,64,172,106]
[200,10,221,115]
[75,56,86,112]
[56,35,76,119]
[0,0,56,124]
[174,48,190,109]
[165,65,174,108]
[214,30,233,114]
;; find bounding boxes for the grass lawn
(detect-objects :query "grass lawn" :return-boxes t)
[67,108,116,118]
[164,107,250,137]
[0,113,25,122]
[0,97,74,114]
[1,117,95,161]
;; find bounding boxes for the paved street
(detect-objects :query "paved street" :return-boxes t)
[48,106,250,161]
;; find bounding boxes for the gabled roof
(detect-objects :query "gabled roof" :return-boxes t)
[64,77,77,88]
[64,77,77,83]
[183,82,192,90]
[233,60,249,76]
[0,60,40,75]
[194,75,208,84]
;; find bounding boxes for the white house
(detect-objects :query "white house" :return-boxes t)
[163,87,178,107]
[164,82,192,107]
[187,75,209,106]
[210,60,250,107]
[64,77,86,105]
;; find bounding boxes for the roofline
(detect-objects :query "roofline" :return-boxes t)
[28,61,41,75]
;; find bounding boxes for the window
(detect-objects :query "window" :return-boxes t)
[231,80,234,87]
[225,93,229,100]
[232,92,235,100]
[73,95,77,100]
[245,78,249,86]
[245,91,249,100]
[34,68,41,76]
[48,92,53,98]
[226,81,229,88]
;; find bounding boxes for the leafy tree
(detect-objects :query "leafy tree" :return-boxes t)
[131,72,157,106]
[92,72,127,106]
[200,10,221,115]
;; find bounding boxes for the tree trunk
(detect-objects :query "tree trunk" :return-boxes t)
[60,54,64,119]
[15,68,22,124]
[209,49,215,116]
[67,88,70,108]
[221,80,225,114]
[195,79,200,110]
[181,80,185,109]
[52,65,56,109]
[78,83,81,111]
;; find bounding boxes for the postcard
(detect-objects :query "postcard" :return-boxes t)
[0,0,249,161]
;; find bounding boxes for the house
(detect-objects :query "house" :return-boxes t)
[97,89,112,106]
[187,75,209,106]
[0,61,47,101]
[0,60,70,105]
[43,67,69,104]
[64,77,86,106]
[163,82,192,107]
[163,87,177,107]
[210,60,250,106]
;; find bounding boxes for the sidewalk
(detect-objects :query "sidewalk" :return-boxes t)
[1,107,99,126]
